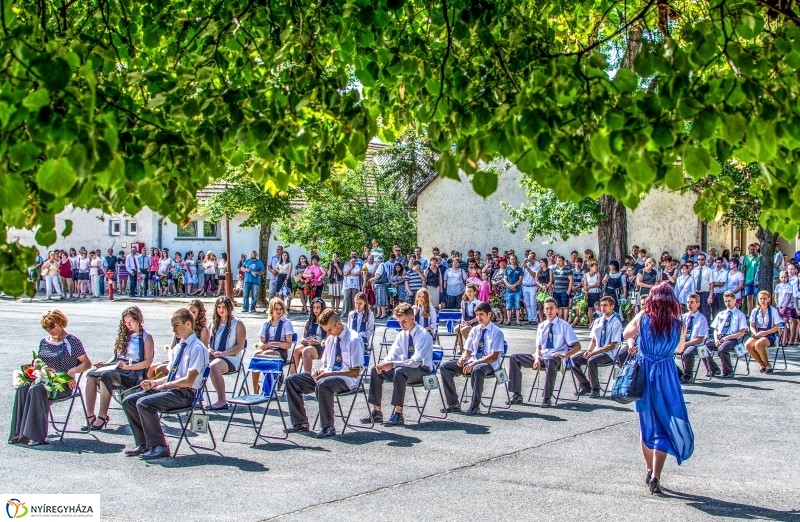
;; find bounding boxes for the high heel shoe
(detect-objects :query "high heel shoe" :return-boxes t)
[90,416,109,431]
[80,415,97,433]
[648,476,662,495]
[645,469,652,485]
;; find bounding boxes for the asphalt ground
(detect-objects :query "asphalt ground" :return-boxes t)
[1,295,799,521]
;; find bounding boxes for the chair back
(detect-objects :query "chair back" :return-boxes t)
[249,356,285,396]
[385,319,401,331]
[363,352,371,372]
[431,349,444,374]
[192,367,211,407]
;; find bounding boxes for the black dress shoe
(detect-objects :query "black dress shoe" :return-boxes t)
[139,445,170,459]
[575,387,591,396]
[124,445,149,457]
[588,389,601,398]
[440,405,461,414]
[208,403,229,411]
[383,412,405,426]
[359,411,383,424]
[506,393,523,405]
[316,427,336,438]
[285,424,310,434]
[463,408,481,416]
[540,398,552,408]
[712,369,721,377]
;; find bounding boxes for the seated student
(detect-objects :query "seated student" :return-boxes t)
[253,297,295,391]
[122,308,209,459]
[284,309,364,438]
[569,296,625,398]
[674,293,709,383]
[703,291,748,378]
[439,302,505,415]
[413,288,438,339]
[347,292,375,352]
[746,290,781,374]
[506,298,581,407]
[10,310,92,446]
[455,283,481,354]
[361,303,433,426]
[292,298,328,375]
[83,306,155,431]
[207,297,247,410]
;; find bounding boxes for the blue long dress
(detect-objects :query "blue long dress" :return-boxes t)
[636,316,694,463]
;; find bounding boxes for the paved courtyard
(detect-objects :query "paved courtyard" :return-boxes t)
[1,297,799,521]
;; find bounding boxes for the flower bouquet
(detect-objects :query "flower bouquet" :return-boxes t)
[13,352,73,398]
[489,291,502,317]
[536,291,549,303]
[619,298,635,321]
[569,295,590,326]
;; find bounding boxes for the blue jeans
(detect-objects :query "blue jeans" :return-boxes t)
[243,282,260,311]
[505,289,522,310]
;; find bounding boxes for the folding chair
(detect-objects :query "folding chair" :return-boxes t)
[458,342,511,414]
[223,355,288,445]
[160,367,217,457]
[732,340,751,376]
[409,348,447,422]
[48,373,88,442]
[283,332,301,375]
[435,310,462,358]
[377,319,402,362]
[600,354,629,397]
[205,341,248,405]
[528,357,579,405]
[774,321,788,371]
[312,353,373,434]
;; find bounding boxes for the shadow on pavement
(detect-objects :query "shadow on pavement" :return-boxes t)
[663,488,800,521]
[485,410,566,422]
[248,440,330,453]
[333,430,423,448]
[32,439,126,454]
[150,453,270,472]
[682,389,731,398]
[404,420,491,434]
[554,402,635,414]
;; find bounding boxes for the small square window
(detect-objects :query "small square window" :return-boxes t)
[110,219,121,236]
[177,221,198,238]
[203,221,219,238]
[126,221,138,235]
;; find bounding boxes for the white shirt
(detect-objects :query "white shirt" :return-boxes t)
[343,263,362,290]
[211,317,242,362]
[589,314,623,358]
[122,331,150,363]
[522,263,539,286]
[413,305,438,330]
[464,322,505,371]
[682,311,709,342]
[711,308,748,338]
[726,270,744,298]
[169,333,209,390]
[321,327,365,390]
[711,268,728,294]
[384,324,434,370]
[690,265,713,293]
[537,317,579,359]
[259,317,295,342]
[750,307,781,330]
[347,310,375,348]
[673,274,696,305]
[774,283,794,309]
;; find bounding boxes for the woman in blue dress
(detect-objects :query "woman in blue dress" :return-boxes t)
[623,281,694,494]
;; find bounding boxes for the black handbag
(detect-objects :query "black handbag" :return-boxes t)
[611,352,645,404]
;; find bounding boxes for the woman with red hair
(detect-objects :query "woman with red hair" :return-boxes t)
[623,282,694,494]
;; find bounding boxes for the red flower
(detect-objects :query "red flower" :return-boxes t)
[25,366,37,380]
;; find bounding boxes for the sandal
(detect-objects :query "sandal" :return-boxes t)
[90,416,109,431]
[80,415,97,433]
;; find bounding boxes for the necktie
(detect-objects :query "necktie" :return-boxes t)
[166,342,187,383]
[216,322,230,352]
[686,314,694,341]
[407,332,415,359]
[722,312,732,334]
[545,323,554,350]
[599,318,608,347]
[133,255,139,271]
[696,267,703,291]
[475,327,487,359]
[331,336,343,371]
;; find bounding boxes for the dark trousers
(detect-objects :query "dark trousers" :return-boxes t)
[677,345,699,378]
[570,351,627,391]
[698,291,711,321]
[508,354,561,400]
[342,288,359,316]
[704,339,740,375]
[122,388,193,449]
[440,360,494,411]
[285,373,350,429]
[129,273,138,297]
[711,293,725,318]
[10,383,69,443]
[368,366,425,408]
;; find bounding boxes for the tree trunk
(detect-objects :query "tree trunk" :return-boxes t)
[756,226,777,294]
[597,195,628,270]
[258,222,272,307]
